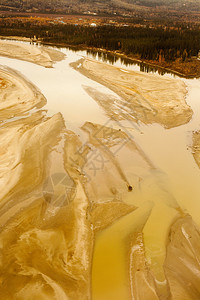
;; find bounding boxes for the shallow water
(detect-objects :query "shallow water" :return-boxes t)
[92,77,200,295]
[1,42,200,299]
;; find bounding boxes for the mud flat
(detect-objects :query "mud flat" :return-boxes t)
[1,45,200,300]
[0,66,46,121]
[0,58,142,299]
[71,58,193,129]
[0,36,32,42]
[0,65,92,299]
[71,58,200,300]
[0,40,65,67]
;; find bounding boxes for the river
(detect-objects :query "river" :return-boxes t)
[1,41,200,299]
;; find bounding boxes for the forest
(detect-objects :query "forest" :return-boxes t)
[0,18,200,62]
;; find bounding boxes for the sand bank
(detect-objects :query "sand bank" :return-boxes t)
[128,213,200,300]
[72,58,193,129]
[0,66,46,121]
[70,58,200,299]
[63,121,154,299]
[0,40,65,67]
[0,66,90,299]
[0,62,143,299]
[1,51,200,300]
[0,36,32,42]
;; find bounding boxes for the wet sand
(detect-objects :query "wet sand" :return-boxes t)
[71,58,193,129]
[70,58,200,299]
[0,40,65,67]
[0,62,98,299]
[1,42,200,300]
[0,51,143,299]
[0,66,46,121]
[0,63,154,299]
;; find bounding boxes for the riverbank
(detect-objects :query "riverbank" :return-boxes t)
[42,41,200,79]
[82,46,200,79]
[0,35,199,79]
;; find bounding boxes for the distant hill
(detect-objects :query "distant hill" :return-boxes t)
[0,0,199,14]
[113,0,199,11]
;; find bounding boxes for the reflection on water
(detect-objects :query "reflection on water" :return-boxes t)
[45,42,177,77]
[85,49,177,77]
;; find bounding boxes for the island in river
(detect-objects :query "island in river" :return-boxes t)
[0,40,200,300]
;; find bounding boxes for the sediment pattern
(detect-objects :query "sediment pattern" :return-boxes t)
[0,43,200,300]
[72,58,193,129]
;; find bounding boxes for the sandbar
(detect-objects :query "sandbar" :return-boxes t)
[0,39,65,67]
[71,58,193,129]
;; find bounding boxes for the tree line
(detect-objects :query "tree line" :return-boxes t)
[0,19,200,62]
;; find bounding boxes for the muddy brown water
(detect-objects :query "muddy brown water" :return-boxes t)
[1,41,200,299]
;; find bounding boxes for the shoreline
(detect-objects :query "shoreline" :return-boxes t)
[42,41,200,79]
[0,35,199,79]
